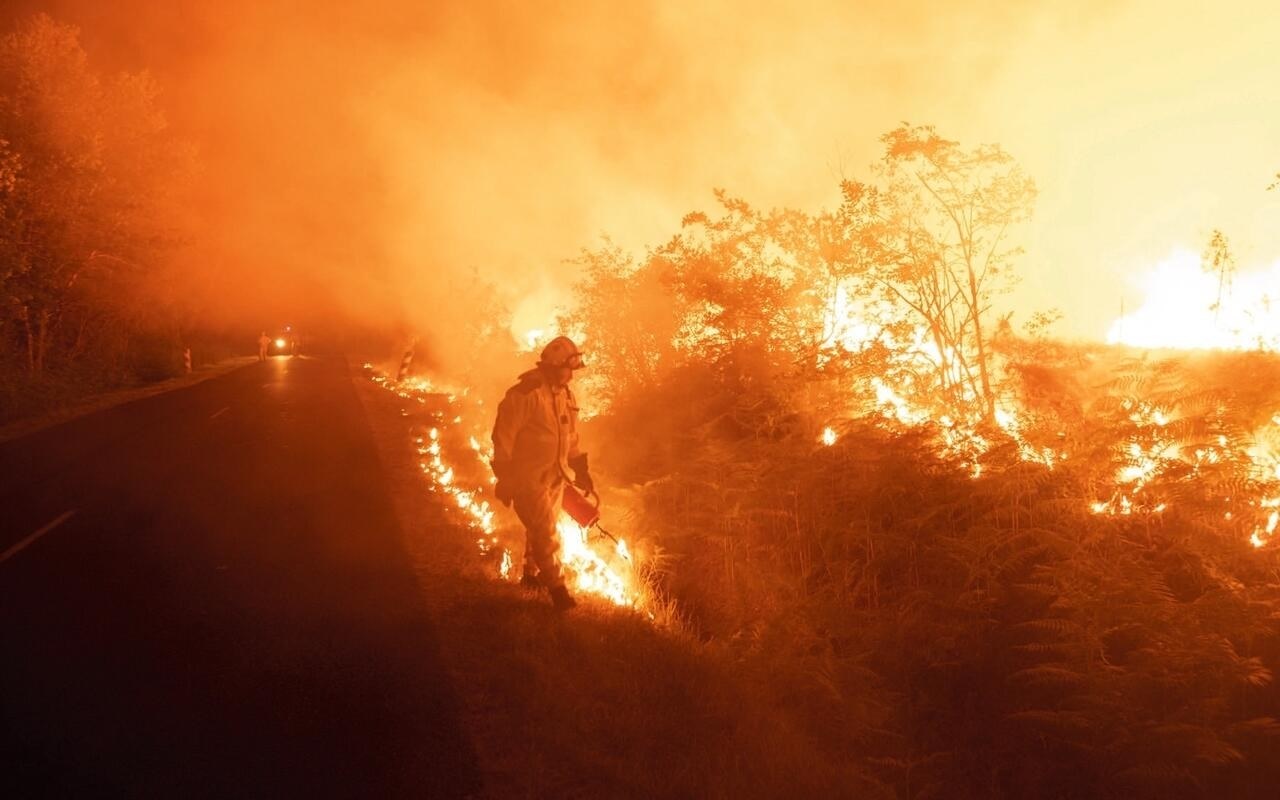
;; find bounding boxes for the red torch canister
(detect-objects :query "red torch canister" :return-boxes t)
[561,483,600,529]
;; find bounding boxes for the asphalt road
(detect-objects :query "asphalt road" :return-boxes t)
[0,357,481,798]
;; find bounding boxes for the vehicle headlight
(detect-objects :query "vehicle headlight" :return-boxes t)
[275,338,286,348]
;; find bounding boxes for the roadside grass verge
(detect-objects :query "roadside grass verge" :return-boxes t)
[353,373,884,800]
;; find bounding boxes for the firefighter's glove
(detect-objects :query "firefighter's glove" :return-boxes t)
[568,453,594,495]
[491,460,514,506]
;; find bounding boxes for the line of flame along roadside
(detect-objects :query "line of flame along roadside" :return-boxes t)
[368,370,644,608]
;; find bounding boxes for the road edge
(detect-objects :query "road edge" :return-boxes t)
[0,357,257,445]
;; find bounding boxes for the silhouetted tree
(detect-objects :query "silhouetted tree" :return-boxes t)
[1203,229,1235,323]
[0,14,192,381]
[875,124,1036,420]
[571,239,681,409]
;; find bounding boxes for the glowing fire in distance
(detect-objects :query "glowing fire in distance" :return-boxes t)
[1108,249,1280,351]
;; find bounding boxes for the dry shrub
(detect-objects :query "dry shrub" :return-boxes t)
[592,349,1280,799]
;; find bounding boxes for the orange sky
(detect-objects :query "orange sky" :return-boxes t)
[9,0,1279,351]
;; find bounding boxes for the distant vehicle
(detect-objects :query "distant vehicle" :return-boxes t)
[268,326,299,356]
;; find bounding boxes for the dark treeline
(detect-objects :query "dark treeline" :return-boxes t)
[0,14,221,423]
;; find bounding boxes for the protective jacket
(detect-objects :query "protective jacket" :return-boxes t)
[491,368,581,489]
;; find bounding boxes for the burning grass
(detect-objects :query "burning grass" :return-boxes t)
[366,368,661,616]
[353,368,884,798]
[360,336,1280,798]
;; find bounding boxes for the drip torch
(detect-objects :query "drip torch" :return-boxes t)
[562,483,621,545]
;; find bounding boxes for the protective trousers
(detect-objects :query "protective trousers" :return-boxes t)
[512,477,566,591]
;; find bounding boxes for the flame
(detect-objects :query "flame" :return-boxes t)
[1095,249,1280,543]
[1108,248,1280,351]
[371,367,646,608]
[871,377,928,426]
[817,283,1064,476]
[510,287,575,352]
[555,517,632,606]
[994,403,1063,470]
[1086,400,1280,549]
[821,282,896,354]
[1090,401,1179,515]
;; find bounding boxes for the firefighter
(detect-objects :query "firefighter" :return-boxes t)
[257,331,271,361]
[491,335,594,612]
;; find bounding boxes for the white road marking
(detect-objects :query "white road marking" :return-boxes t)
[210,406,230,419]
[0,510,77,565]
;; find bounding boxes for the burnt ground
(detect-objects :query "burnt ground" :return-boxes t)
[0,356,481,798]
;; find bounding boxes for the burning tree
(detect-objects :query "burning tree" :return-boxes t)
[872,124,1037,421]
[573,193,874,426]
[569,127,1051,472]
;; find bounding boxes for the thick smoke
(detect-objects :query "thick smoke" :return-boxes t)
[6,0,1278,372]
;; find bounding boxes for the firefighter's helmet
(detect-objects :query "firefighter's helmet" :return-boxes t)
[539,336,585,370]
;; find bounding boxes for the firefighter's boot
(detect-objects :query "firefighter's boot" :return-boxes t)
[549,585,577,612]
